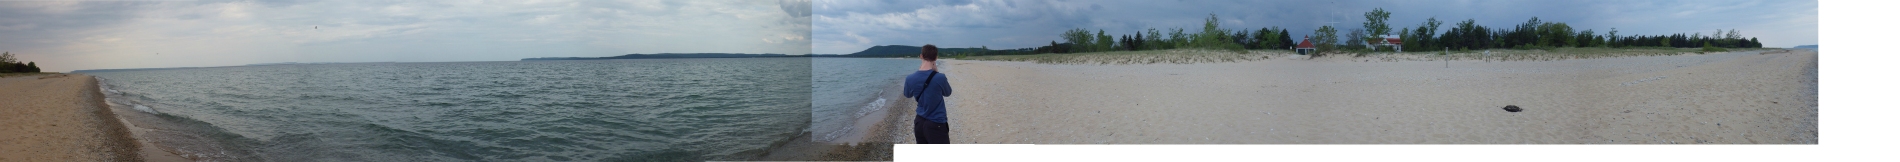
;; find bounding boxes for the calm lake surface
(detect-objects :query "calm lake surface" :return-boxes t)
[84,58,811,161]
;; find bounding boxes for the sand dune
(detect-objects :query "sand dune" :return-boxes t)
[935,49,1817,144]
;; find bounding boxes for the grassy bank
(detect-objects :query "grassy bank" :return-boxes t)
[962,47,1780,65]
[0,72,60,78]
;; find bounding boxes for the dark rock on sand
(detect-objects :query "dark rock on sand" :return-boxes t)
[1503,105,1522,112]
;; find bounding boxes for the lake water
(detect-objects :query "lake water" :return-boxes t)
[808,58,921,143]
[83,58,812,161]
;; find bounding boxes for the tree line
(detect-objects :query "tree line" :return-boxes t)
[1002,9,1764,56]
[1392,16,1763,52]
[0,52,43,73]
[1033,14,1295,54]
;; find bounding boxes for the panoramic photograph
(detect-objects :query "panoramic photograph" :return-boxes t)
[0,0,1847,162]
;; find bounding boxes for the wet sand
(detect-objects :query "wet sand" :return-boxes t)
[755,79,911,161]
[939,49,1818,144]
[1,74,145,161]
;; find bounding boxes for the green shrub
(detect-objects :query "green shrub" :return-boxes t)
[1701,42,1727,53]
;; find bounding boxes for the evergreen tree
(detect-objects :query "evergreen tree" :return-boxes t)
[1096,29,1113,52]
[1124,32,1140,50]
[1512,17,1542,48]
[1232,31,1250,49]
[1250,28,1267,49]
[1056,40,1071,53]
[1577,29,1595,47]
[1399,28,1413,51]
[1279,29,1293,50]
[1750,37,1761,48]
[1257,27,1282,50]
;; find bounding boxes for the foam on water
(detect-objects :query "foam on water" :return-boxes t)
[858,97,888,118]
[131,104,156,114]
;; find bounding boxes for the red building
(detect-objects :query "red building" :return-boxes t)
[1366,35,1402,52]
[1295,36,1316,55]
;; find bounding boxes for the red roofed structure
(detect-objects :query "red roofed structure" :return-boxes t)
[1366,35,1403,52]
[1295,36,1316,55]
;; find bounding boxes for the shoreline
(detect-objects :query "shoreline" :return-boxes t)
[82,75,174,162]
[92,76,197,162]
[941,49,1817,144]
[757,59,947,160]
[756,73,913,161]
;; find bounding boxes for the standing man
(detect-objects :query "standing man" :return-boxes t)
[904,44,953,144]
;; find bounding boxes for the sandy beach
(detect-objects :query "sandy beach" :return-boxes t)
[932,49,1817,144]
[0,74,194,162]
[1,74,143,161]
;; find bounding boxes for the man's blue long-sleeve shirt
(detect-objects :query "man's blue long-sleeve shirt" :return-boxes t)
[904,70,952,123]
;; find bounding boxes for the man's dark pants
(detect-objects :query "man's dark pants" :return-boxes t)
[913,115,949,144]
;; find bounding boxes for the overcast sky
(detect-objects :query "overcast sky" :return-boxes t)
[1,0,1819,72]
[813,0,1817,54]
[1,0,812,72]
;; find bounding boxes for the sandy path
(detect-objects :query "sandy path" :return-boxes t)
[940,49,1817,144]
[1,74,142,161]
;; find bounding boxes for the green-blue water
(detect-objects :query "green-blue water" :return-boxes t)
[83,58,811,161]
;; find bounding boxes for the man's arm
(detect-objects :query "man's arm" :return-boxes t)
[938,74,952,97]
[902,76,917,98]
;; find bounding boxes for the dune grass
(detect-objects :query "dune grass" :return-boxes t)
[1361,47,1777,62]
[0,72,59,78]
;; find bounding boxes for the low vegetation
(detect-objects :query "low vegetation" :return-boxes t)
[960,47,1773,65]
[1355,47,1771,62]
[965,48,1283,65]
[933,8,1772,65]
[1701,42,1729,53]
[0,72,59,78]
[0,52,45,74]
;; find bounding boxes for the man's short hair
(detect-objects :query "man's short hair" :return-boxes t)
[921,44,938,61]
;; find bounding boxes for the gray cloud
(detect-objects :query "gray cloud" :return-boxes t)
[782,0,812,17]
[0,0,1814,71]
[1,0,812,72]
